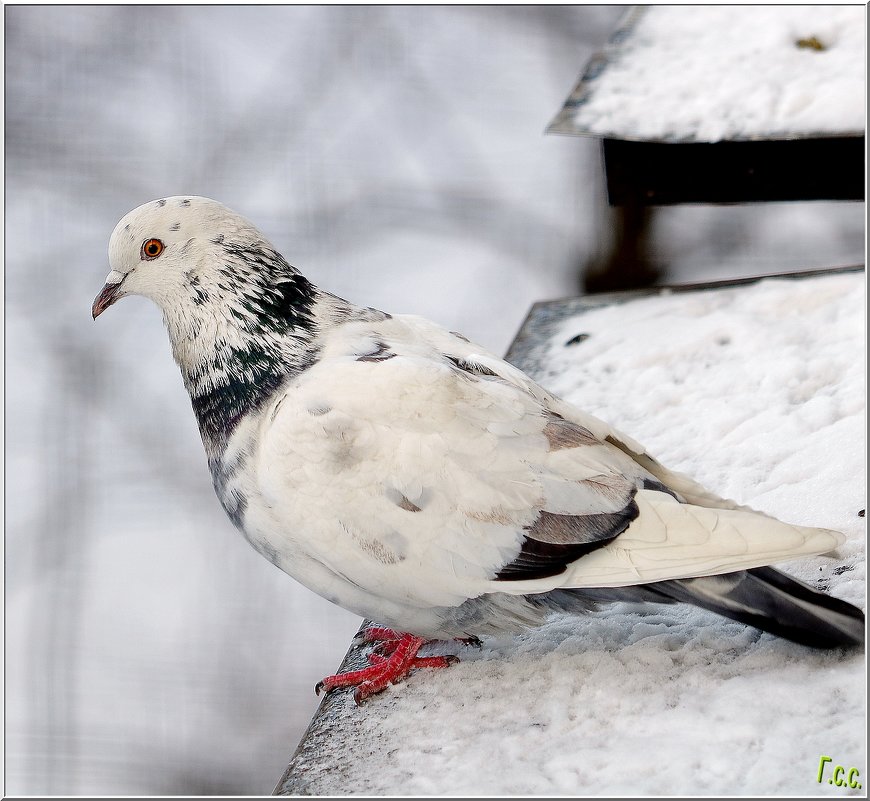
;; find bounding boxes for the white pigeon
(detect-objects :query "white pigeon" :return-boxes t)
[94,196,864,702]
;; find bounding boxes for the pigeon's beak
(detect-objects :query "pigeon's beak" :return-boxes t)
[92,274,125,319]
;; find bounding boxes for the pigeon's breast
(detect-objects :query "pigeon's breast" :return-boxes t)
[243,357,558,606]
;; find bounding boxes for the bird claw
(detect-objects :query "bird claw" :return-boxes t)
[353,681,379,705]
[315,632,460,702]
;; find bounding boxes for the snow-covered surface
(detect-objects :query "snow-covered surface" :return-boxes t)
[283,272,865,796]
[553,6,866,142]
[4,6,864,795]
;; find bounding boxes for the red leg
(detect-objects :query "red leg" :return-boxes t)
[367,652,458,669]
[359,627,478,654]
[316,632,458,703]
[408,655,459,669]
[353,626,403,656]
[358,626,476,650]
[362,626,402,643]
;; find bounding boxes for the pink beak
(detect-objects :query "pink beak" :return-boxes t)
[92,282,124,319]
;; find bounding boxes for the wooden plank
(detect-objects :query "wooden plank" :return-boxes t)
[274,264,863,795]
[603,136,866,205]
[506,264,864,382]
[273,621,372,795]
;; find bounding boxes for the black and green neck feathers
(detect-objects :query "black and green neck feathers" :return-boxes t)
[178,241,320,452]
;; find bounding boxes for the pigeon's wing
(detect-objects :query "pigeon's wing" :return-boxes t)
[558,490,842,588]
[411,315,759,513]
[254,318,842,611]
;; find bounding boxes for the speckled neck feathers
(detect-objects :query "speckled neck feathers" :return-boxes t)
[162,237,320,452]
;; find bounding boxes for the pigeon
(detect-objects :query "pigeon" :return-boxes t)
[93,196,864,702]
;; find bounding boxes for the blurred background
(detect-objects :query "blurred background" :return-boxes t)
[4,5,864,795]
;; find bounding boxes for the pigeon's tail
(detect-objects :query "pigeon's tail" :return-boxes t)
[645,567,865,648]
[548,566,866,648]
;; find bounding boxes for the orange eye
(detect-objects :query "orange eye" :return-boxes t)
[141,238,164,260]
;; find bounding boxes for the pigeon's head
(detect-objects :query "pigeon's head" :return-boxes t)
[92,196,273,319]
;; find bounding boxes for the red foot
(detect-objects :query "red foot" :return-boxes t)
[367,652,458,670]
[360,626,401,643]
[316,631,458,703]
[360,627,403,657]
[358,627,479,649]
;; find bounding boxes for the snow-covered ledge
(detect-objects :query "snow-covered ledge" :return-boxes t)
[276,267,865,796]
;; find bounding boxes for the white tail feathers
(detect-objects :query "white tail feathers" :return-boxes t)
[564,489,845,589]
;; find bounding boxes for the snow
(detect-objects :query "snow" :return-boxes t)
[559,6,866,142]
[4,5,864,795]
[284,272,865,796]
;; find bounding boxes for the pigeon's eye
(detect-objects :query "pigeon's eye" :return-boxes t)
[141,238,164,260]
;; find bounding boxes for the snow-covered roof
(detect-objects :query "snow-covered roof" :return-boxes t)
[278,269,865,795]
[549,6,866,142]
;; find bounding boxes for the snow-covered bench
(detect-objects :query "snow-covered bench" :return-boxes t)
[547,6,864,292]
[275,267,864,796]
[548,6,864,205]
